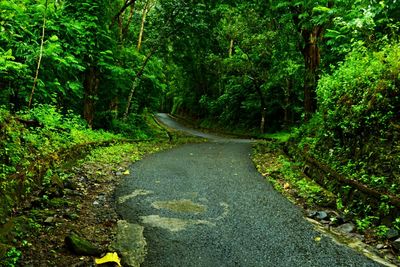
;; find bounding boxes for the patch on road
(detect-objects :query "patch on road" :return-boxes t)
[151,199,206,214]
[118,189,153,204]
[140,215,215,232]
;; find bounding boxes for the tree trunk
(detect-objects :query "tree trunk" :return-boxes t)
[228,38,234,57]
[137,0,153,51]
[28,0,48,109]
[254,82,267,134]
[122,4,135,38]
[283,78,292,128]
[110,97,119,119]
[83,66,99,128]
[260,107,266,134]
[302,26,322,121]
[123,49,156,119]
[111,0,136,28]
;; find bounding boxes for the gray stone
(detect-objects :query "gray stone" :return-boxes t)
[386,228,399,240]
[376,244,385,249]
[116,172,123,176]
[316,211,329,220]
[112,220,147,267]
[337,223,355,233]
[307,210,317,218]
[392,238,400,251]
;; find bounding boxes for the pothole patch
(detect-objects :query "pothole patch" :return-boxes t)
[151,199,206,214]
[118,189,153,204]
[140,215,215,232]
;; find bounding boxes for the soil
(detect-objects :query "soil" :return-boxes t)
[17,158,124,266]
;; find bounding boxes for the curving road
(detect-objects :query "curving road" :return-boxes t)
[115,114,382,266]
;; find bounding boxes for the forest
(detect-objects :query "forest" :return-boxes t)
[1,0,400,265]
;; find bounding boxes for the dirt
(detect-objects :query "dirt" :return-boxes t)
[17,159,123,266]
[3,136,204,266]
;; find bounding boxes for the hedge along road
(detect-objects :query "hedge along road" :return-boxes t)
[115,113,382,267]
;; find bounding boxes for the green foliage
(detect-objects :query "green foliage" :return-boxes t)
[375,225,389,238]
[0,105,121,220]
[293,41,400,231]
[356,216,378,231]
[2,247,22,267]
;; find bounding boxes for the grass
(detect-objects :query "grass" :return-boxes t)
[258,131,292,142]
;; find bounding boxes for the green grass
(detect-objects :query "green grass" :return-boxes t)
[259,131,292,142]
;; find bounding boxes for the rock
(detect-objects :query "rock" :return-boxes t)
[315,211,329,220]
[112,220,147,267]
[376,244,385,249]
[93,200,100,206]
[307,210,318,218]
[65,213,79,220]
[392,238,400,251]
[337,223,355,233]
[386,228,399,240]
[115,172,123,176]
[65,232,103,256]
[44,216,54,224]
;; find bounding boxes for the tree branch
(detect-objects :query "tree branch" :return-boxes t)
[111,0,136,27]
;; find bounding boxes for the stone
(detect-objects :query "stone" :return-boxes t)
[315,211,329,220]
[393,238,400,251]
[386,228,399,240]
[376,244,385,249]
[307,210,318,218]
[44,217,54,224]
[337,223,355,233]
[112,220,147,267]
[115,172,123,176]
[93,200,100,206]
[65,232,103,256]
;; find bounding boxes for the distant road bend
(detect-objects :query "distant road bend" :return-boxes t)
[115,113,383,266]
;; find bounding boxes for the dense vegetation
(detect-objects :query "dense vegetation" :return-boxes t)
[1,0,400,263]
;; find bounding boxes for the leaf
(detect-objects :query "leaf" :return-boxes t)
[123,170,130,175]
[94,252,121,266]
[312,6,331,13]
[49,35,59,42]
[283,183,290,189]
[314,236,321,242]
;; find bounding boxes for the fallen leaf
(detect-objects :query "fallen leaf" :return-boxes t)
[123,170,130,175]
[283,183,290,189]
[314,236,321,242]
[95,252,121,266]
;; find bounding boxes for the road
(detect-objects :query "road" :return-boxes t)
[115,113,382,266]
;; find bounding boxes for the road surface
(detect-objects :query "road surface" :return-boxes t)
[115,113,382,266]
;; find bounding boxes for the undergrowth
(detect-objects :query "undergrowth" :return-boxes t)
[252,141,335,207]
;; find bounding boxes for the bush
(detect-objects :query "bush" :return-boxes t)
[0,105,121,220]
[296,42,400,194]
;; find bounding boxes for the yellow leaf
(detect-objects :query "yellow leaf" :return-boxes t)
[123,170,130,175]
[95,252,121,266]
[314,236,321,242]
[283,183,290,189]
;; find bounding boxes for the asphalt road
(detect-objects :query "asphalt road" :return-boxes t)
[115,113,382,267]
